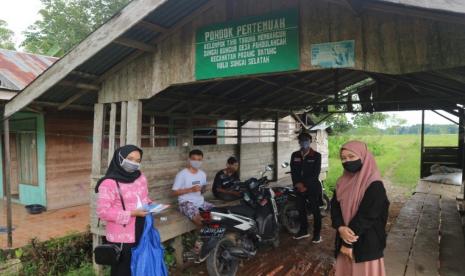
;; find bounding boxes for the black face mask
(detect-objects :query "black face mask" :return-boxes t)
[342,159,362,173]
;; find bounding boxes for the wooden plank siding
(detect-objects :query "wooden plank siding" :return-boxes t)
[44,111,93,210]
[98,0,465,104]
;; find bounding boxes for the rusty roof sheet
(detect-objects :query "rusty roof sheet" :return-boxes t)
[0,49,57,91]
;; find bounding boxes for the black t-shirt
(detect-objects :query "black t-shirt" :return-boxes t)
[212,170,240,198]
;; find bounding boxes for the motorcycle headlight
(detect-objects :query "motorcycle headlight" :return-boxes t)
[211,215,222,221]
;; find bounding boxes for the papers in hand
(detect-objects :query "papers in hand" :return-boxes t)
[145,203,170,214]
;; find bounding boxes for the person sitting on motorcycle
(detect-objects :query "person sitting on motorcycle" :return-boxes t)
[290,132,323,243]
[172,149,214,226]
[212,156,242,201]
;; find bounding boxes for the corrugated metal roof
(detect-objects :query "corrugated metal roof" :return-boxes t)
[5,0,465,117]
[0,49,57,90]
[378,0,465,14]
[74,0,209,76]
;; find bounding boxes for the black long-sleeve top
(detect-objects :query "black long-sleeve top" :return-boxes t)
[331,181,390,263]
[290,149,322,193]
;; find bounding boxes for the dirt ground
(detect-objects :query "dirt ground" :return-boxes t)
[175,177,410,276]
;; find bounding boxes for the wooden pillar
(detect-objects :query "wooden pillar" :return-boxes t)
[459,108,465,199]
[126,100,142,146]
[420,110,425,178]
[459,109,464,166]
[187,105,194,147]
[108,103,117,165]
[91,103,105,276]
[92,104,105,178]
[172,236,184,266]
[120,101,127,146]
[273,113,280,181]
[150,115,156,147]
[3,118,12,248]
[237,116,243,179]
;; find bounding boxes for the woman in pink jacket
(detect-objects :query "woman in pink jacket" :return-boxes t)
[96,145,151,276]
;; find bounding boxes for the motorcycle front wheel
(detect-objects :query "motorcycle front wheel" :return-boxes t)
[207,237,240,276]
[280,200,301,235]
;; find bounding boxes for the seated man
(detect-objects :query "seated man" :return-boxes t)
[172,149,213,226]
[212,156,242,201]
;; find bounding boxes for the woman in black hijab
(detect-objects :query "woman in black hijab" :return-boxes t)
[96,145,151,276]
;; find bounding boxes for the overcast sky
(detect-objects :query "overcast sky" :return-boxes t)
[0,1,458,126]
[0,0,43,47]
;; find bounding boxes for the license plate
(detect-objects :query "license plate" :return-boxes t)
[200,227,226,237]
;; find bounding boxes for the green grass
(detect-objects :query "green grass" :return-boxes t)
[325,134,457,196]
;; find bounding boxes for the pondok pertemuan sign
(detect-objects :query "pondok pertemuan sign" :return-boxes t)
[195,9,299,80]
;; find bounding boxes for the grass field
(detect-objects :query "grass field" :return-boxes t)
[325,134,457,195]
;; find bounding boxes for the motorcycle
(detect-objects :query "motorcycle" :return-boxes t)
[198,165,280,276]
[274,162,331,235]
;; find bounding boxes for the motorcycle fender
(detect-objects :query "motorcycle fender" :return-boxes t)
[200,237,222,260]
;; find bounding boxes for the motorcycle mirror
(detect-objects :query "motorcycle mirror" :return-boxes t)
[281,162,289,168]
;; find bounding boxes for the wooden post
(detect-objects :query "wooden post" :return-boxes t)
[120,101,127,146]
[420,110,425,178]
[172,236,184,267]
[3,118,12,248]
[92,104,105,178]
[274,113,280,181]
[108,103,117,165]
[150,115,156,147]
[187,105,193,147]
[126,100,142,146]
[91,103,105,276]
[459,108,465,199]
[459,109,464,166]
[237,115,243,179]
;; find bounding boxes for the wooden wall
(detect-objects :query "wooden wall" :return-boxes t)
[45,111,93,210]
[99,141,295,205]
[98,0,465,104]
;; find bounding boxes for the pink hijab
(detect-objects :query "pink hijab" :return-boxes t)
[336,141,382,224]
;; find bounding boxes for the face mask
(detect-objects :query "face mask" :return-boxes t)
[190,160,202,169]
[119,153,141,173]
[299,140,311,150]
[342,159,362,173]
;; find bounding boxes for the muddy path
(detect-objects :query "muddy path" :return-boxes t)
[175,167,411,276]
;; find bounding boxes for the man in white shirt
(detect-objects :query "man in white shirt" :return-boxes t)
[172,149,214,226]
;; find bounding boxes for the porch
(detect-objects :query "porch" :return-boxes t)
[0,201,89,249]
[385,180,465,276]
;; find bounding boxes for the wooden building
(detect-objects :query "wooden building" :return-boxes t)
[0,49,93,209]
[2,0,465,270]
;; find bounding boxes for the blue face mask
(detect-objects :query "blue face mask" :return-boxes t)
[190,160,202,169]
[299,140,311,150]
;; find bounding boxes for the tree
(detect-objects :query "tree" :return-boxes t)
[352,113,389,128]
[21,0,130,57]
[0,20,15,50]
[311,113,352,134]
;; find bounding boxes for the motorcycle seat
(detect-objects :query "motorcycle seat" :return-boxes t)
[228,205,255,218]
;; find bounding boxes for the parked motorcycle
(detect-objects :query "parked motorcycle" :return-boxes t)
[274,162,331,235]
[198,165,280,276]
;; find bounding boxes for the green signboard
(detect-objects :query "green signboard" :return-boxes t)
[195,9,299,80]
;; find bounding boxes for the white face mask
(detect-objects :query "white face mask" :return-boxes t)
[119,153,141,173]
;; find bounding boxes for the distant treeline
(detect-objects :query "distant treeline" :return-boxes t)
[384,124,458,135]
